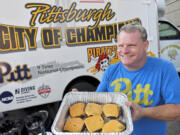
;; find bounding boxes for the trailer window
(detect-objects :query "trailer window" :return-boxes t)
[159,21,180,40]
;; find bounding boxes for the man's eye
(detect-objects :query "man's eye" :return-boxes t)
[129,44,136,47]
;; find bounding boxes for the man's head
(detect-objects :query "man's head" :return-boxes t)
[117,24,149,70]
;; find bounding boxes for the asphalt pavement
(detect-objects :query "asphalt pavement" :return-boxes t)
[167,121,180,135]
[1,110,180,134]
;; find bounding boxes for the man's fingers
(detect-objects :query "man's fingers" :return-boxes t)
[72,88,79,92]
[125,101,133,107]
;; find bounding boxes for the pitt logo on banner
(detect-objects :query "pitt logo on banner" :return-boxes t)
[0,62,32,84]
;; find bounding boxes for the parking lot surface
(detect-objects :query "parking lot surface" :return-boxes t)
[167,121,180,135]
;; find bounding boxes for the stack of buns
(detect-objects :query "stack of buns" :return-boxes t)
[62,102,125,133]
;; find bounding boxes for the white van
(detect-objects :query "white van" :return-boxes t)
[0,0,179,133]
[157,0,180,73]
[159,18,180,72]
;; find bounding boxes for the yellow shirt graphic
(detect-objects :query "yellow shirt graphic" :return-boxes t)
[111,78,153,105]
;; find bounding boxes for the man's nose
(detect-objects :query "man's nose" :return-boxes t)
[118,46,129,53]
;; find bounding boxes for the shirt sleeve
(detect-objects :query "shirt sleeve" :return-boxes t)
[161,62,180,104]
[96,67,110,92]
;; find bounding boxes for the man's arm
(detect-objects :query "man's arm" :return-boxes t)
[143,104,180,120]
[126,102,180,121]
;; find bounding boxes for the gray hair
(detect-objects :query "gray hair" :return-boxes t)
[118,24,147,41]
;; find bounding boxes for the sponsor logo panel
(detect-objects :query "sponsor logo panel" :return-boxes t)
[0,91,14,104]
[38,84,51,99]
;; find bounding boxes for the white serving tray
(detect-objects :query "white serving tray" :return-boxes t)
[51,92,133,135]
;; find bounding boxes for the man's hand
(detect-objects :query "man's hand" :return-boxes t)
[125,101,144,121]
[126,102,180,121]
[72,88,79,92]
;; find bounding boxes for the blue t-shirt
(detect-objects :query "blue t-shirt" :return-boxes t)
[96,57,180,135]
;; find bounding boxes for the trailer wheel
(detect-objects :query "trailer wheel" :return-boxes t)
[69,81,98,92]
[63,79,99,97]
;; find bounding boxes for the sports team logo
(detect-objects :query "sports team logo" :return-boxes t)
[160,45,179,61]
[38,84,51,98]
[87,46,120,75]
[94,53,113,71]
[0,91,14,104]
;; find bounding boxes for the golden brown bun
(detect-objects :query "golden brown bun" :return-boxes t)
[85,103,102,116]
[85,115,104,132]
[103,103,120,118]
[102,120,125,133]
[63,117,84,132]
[69,103,85,117]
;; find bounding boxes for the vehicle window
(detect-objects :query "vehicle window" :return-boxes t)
[159,21,180,40]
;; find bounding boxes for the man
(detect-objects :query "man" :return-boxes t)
[96,24,180,135]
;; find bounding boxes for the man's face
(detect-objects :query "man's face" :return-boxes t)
[117,30,149,70]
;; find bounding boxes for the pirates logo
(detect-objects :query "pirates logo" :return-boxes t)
[87,46,120,75]
[95,54,110,71]
[38,84,51,98]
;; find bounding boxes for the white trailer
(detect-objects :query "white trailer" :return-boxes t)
[0,0,179,134]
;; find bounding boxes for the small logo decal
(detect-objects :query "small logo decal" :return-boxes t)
[0,91,14,104]
[38,84,51,98]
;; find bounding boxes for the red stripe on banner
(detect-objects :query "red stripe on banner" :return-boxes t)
[80,0,104,3]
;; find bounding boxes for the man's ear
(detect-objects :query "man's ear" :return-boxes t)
[144,40,149,50]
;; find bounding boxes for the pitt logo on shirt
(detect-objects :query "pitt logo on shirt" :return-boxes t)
[111,78,153,106]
